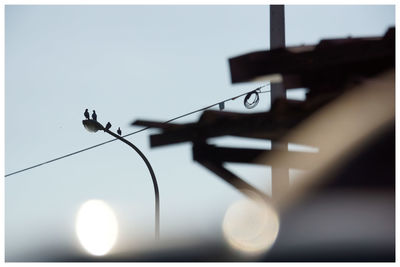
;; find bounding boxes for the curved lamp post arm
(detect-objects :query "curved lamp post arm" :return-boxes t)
[82,119,159,240]
[103,128,160,240]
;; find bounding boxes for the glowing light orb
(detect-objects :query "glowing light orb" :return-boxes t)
[75,199,118,256]
[222,197,280,254]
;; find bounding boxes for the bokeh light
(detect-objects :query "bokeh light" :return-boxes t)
[75,199,119,256]
[222,195,280,255]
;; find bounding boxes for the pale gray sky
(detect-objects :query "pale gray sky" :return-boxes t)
[4,4,395,260]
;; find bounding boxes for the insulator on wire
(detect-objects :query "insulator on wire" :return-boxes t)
[243,90,260,109]
[219,102,225,111]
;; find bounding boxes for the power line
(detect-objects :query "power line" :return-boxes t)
[5,85,270,177]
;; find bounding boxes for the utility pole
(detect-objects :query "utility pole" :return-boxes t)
[269,5,289,200]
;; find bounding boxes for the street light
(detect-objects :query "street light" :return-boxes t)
[82,117,160,240]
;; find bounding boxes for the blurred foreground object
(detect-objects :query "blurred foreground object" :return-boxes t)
[131,27,394,261]
[262,69,394,261]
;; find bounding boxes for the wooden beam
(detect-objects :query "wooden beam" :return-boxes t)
[228,27,394,87]
[132,120,183,129]
[145,98,327,147]
[195,156,270,202]
[193,144,318,169]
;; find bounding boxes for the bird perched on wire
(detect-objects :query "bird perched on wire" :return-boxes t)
[117,127,122,136]
[92,110,97,121]
[84,109,90,120]
[105,122,112,130]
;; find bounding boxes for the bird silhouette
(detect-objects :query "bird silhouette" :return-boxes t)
[92,110,97,121]
[117,127,122,136]
[105,122,111,130]
[84,109,90,120]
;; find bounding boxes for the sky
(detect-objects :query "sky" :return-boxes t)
[4,4,395,260]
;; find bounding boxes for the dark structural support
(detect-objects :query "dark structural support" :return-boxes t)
[270,4,286,103]
[269,4,289,200]
[193,143,270,202]
[134,98,331,148]
[193,144,318,169]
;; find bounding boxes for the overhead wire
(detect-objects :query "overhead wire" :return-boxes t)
[5,84,270,178]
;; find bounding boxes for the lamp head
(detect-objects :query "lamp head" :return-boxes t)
[82,119,104,133]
